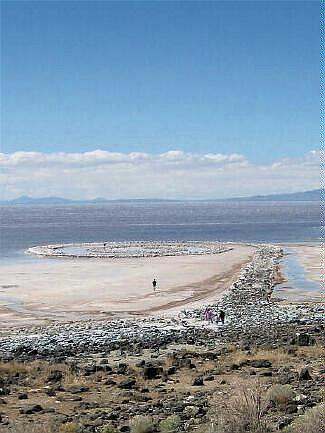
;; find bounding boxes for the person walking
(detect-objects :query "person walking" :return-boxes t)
[152,278,157,292]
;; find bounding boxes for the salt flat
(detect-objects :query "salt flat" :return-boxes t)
[0,243,255,327]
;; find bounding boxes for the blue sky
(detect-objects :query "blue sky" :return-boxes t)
[1,1,319,163]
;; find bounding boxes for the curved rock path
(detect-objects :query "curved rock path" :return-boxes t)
[26,240,231,258]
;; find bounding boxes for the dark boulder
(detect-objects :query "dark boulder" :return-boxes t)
[143,364,161,380]
[66,385,89,394]
[250,359,272,368]
[19,404,43,414]
[297,333,313,346]
[167,366,177,375]
[192,376,204,386]
[118,378,136,389]
[116,363,128,374]
[299,368,313,381]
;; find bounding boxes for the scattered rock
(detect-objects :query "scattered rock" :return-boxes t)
[204,375,214,381]
[66,385,89,394]
[45,388,56,396]
[192,377,204,386]
[116,363,128,374]
[104,378,116,386]
[260,370,273,377]
[250,359,272,368]
[286,404,298,414]
[167,366,177,375]
[297,333,313,346]
[299,368,313,381]
[143,364,161,380]
[19,404,43,414]
[118,379,136,389]
[228,363,240,371]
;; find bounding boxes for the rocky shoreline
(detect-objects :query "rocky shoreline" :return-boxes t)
[2,244,322,360]
[0,244,322,433]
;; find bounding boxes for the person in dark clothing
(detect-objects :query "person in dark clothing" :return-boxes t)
[152,278,157,291]
[219,310,225,324]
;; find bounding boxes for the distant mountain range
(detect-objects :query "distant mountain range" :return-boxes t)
[0,189,321,205]
[225,189,322,202]
[0,196,179,205]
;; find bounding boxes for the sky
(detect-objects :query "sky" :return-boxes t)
[0,1,320,199]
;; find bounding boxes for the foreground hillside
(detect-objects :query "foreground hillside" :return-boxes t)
[0,245,322,433]
[0,324,323,433]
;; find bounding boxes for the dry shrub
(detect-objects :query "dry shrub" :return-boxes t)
[96,423,120,433]
[7,421,58,433]
[0,360,71,388]
[59,422,79,433]
[209,383,273,433]
[159,414,182,432]
[164,353,176,369]
[130,415,154,433]
[267,384,295,410]
[223,347,292,368]
[0,360,50,377]
[284,404,324,433]
[296,345,324,360]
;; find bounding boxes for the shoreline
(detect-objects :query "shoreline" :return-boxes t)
[0,244,322,433]
[0,244,322,358]
[0,242,321,330]
[273,244,322,303]
[0,243,256,328]
[0,242,322,433]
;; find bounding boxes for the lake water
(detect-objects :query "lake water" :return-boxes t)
[0,201,320,263]
[278,252,320,292]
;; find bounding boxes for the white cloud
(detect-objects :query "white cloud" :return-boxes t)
[0,149,321,200]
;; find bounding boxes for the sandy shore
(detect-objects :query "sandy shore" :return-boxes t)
[0,243,321,327]
[0,244,255,327]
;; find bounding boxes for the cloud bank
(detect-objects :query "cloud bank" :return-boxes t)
[0,149,321,200]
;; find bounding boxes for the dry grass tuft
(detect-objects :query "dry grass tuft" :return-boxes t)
[208,382,273,433]
[223,347,292,367]
[130,415,154,433]
[295,345,324,360]
[6,420,58,433]
[267,384,295,410]
[59,422,79,433]
[283,404,324,433]
[96,423,120,433]
[159,414,182,432]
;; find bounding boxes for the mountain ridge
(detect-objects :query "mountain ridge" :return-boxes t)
[0,189,321,205]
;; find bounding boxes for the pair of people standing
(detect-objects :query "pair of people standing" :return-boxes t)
[204,307,225,324]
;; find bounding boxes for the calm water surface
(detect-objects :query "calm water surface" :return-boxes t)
[0,201,320,263]
[278,253,320,292]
